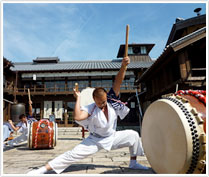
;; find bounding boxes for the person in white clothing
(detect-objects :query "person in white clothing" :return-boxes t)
[27,56,149,174]
[4,101,37,148]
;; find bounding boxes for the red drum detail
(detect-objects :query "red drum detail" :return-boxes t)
[175,90,206,133]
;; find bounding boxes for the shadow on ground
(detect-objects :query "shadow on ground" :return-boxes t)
[42,163,155,174]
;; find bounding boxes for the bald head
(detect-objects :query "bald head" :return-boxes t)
[93,88,108,109]
[93,87,107,98]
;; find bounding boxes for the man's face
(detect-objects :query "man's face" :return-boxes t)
[94,94,107,109]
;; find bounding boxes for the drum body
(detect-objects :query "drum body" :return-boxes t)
[80,87,95,106]
[141,92,206,174]
[28,119,58,149]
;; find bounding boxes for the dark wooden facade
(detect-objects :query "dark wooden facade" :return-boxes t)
[138,14,206,113]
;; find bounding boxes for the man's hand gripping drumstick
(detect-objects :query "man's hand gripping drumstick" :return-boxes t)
[113,25,130,97]
[73,83,89,121]
[73,83,80,99]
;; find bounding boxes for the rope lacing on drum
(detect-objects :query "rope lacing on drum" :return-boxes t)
[164,96,200,174]
[174,90,206,173]
[175,90,206,105]
[34,119,52,149]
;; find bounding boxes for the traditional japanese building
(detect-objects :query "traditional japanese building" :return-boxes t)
[138,13,206,113]
[3,43,155,127]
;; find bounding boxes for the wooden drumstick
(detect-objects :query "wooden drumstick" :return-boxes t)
[75,83,79,92]
[28,88,31,102]
[124,24,129,70]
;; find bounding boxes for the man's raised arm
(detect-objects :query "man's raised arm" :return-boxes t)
[28,100,33,117]
[73,88,89,121]
[113,56,130,97]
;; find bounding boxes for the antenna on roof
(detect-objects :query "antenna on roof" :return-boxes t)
[194,8,202,16]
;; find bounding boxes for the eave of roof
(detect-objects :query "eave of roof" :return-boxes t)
[138,26,206,82]
[166,14,206,46]
[170,26,206,51]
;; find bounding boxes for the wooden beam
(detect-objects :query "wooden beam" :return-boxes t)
[178,52,188,80]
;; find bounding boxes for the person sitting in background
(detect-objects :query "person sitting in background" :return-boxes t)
[4,100,37,148]
[3,121,14,142]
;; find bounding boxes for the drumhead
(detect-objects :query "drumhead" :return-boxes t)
[141,99,193,174]
[80,87,95,106]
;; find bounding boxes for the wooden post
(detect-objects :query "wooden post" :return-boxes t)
[7,103,11,121]
[14,71,18,103]
[40,102,43,119]
[178,52,187,80]
[64,111,68,127]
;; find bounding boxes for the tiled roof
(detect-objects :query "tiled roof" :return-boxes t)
[11,59,154,72]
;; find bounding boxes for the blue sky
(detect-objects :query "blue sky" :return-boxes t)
[3,2,206,62]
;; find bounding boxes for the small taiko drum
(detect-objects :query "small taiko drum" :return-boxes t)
[141,90,206,174]
[27,119,58,149]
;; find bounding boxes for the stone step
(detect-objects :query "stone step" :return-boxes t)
[58,127,87,135]
[12,126,140,137]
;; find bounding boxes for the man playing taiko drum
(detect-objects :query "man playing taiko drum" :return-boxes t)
[27,56,149,174]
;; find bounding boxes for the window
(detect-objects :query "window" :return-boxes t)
[102,80,112,90]
[91,80,102,88]
[128,47,133,55]
[36,81,44,88]
[67,80,89,90]
[140,46,147,54]
[45,81,54,92]
[67,102,75,111]
[77,80,89,89]
[67,81,77,90]
[121,77,135,90]
[54,81,65,91]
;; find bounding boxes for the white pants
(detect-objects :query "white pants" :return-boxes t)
[49,130,144,174]
[3,124,12,141]
[7,132,27,146]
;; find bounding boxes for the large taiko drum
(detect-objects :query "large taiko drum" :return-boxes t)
[27,119,58,149]
[141,90,206,174]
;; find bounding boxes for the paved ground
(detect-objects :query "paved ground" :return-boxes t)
[3,127,155,175]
